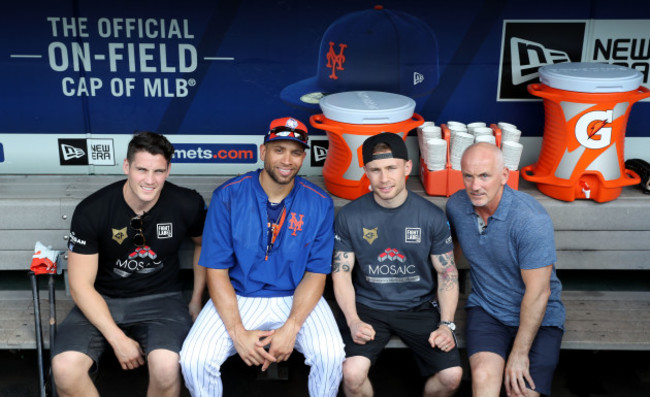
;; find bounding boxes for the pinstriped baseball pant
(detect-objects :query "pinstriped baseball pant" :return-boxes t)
[180,295,345,397]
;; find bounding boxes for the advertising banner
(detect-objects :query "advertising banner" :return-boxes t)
[1,0,648,174]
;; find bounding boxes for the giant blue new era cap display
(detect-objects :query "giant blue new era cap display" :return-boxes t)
[281,5,440,112]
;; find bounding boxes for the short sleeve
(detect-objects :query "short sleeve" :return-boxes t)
[187,191,207,238]
[516,214,557,270]
[68,204,99,254]
[334,207,354,253]
[430,213,454,256]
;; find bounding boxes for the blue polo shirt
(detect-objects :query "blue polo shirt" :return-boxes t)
[446,186,565,328]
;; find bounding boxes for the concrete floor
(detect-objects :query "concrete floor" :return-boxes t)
[1,349,649,396]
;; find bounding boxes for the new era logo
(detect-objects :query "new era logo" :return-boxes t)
[509,37,570,85]
[61,144,85,160]
[498,21,586,100]
[413,72,424,85]
[58,139,89,165]
[58,138,115,166]
[310,140,329,167]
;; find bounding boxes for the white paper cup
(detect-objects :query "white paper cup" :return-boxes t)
[447,121,467,130]
[450,132,474,170]
[501,140,523,170]
[417,121,435,150]
[498,121,517,131]
[422,125,442,140]
[471,126,494,137]
[426,138,447,171]
[501,126,522,143]
[417,121,436,136]
[475,135,496,144]
[467,121,487,133]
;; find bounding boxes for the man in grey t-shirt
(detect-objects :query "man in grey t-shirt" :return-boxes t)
[332,132,462,397]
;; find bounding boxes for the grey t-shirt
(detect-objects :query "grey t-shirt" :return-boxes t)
[335,191,454,310]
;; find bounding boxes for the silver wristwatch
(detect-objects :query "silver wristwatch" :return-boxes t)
[439,321,456,332]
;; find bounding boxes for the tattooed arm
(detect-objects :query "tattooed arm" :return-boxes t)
[428,250,460,351]
[331,250,376,344]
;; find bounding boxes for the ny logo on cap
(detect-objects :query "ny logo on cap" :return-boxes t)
[326,42,347,80]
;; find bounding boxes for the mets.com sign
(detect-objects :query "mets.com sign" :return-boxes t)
[171,143,257,164]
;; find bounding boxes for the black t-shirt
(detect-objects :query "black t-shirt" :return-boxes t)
[68,180,207,298]
[334,191,454,310]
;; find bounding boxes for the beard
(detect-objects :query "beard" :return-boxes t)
[264,163,296,185]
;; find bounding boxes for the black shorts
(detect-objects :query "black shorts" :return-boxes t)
[52,292,192,368]
[338,302,461,377]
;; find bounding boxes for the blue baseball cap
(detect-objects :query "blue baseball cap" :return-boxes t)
[281,5,439,112]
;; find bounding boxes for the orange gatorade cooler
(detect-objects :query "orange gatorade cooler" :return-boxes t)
[523,62,649,202]
[310,91,423,199]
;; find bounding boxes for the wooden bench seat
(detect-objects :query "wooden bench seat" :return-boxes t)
[9,290,650,351]
[1,174,649,351]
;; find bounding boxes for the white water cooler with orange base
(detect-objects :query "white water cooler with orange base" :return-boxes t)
[523,63,648,202]
[310,91,422,200]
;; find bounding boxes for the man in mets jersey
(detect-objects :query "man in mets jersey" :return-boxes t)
[180,117,345,397]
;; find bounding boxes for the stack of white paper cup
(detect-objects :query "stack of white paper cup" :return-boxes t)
[426,138,447,170]
[447,121,466,130]
[498,121,522,143]
[447,123,468,152]
[467,122,487,134]
[450,131,474,170]
[501,126,522,143]
[417,121,436,155]
[422,125,442,140]
[417,121,435,138]
[475,134,496,144]
[472,127,494,139]
[497,121,517,131]
[418,121,435,131]
[502,141,524,170]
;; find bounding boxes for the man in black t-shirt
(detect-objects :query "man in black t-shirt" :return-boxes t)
[332,133,462,397]
[51,132,207,397]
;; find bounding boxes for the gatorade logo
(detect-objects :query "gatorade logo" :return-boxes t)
[575,110,613,149]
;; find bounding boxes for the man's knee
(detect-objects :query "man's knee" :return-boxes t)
[148,349,181,388]
[52,351,93,389]
[471,362,493,387]
[433,366,463,391]
[341,357,371,389]
[470,351,505,384]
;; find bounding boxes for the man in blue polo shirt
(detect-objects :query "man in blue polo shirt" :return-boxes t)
[445,142,565,397]
[180,117,345,397]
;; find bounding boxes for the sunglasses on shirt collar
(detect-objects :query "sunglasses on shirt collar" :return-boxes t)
[130,215,146,247]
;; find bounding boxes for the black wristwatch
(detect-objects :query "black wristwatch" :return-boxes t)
[439,321,456,332]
